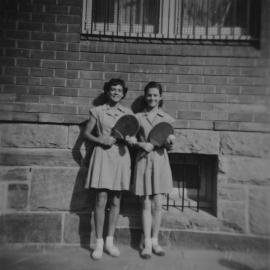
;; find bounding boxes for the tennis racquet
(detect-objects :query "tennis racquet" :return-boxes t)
[111,114,139,141]
[147,122,174,147]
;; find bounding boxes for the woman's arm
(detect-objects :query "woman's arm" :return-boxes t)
[84,116,115,146]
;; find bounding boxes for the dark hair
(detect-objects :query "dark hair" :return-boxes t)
[103,78,128,99]
[143,81,163,107]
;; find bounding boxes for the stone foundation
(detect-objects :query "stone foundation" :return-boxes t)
[0,123,269,245]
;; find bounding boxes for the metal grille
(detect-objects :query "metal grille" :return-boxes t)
[82,0,260,41]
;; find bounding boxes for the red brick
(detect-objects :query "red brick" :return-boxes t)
[41,77,66,87]
[17,40,41,49]
[43,41,67,51]
[40,96,65,104]
[241,86,266,95]
[216,86,240,94]
[42,60,66,69]
[17,59,41,67]
[25,103,51,113]
[203,94,227,103]
[55,33,80,43]
[105,54,129,63]
[0,39,16,48]
[78,89,101,97]
[191,85,215,93]
[204,76,227,85]
[93,63,116,72]
[6,30,30,40]
[67,61,90,70]
[78,105,90,115]
[43,23,67,33]
[66,79,90,88]
[202,111,228,121]
[228,77,257,86]
[16,95,39,103]
[229,58,257,67]
[0,76,15,84]
[52,104,76,114]
[18,22,42,31]
[172,120,189,129]
[0,57,15,66]
[80,71,103,80]
[16,76,40,86]
[67,24,81,33]
[240,68,267,77]
[29,86,53,95]
[3,85,28,94]
[58,0,82,6]
[68,43,80,52]
[56,15,81,24]
[31,68,54,77]
[188,120,214,130]
[54,87,78,97]
[178,75,203,84]
[6,48,29,58]
[0,103,26,112]
[32,13,55,23]
[165,84,189,92]
[55,69,79,79]
[56,51,79,60]
[91,80,104,89]
[80,52,104,62]
[105,72,128,82]
[18,3,43,12]
[0,93,16,102]
[32,31,55,41]
[190,102,214,111]
[178,93,203,102]
[69,6,82,15]
[63,96,90,105]
[30,50,54,59]
[177,111,201,120]
[46,5,68,14]
[215,67,241,76]
[228,113,253,122]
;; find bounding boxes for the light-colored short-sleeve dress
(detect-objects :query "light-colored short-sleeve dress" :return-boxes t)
[133,109,175,196]
[85,104,132,191]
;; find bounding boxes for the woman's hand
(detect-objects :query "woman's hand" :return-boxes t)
[165,134,176,150]
[99,136,116,147]
[125,135,137,145]
[141,142,154,152]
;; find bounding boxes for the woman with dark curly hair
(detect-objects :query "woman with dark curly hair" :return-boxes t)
[84,78,133,260]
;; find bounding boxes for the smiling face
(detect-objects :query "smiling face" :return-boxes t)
[145,87,162,109]
[107,84,124,104]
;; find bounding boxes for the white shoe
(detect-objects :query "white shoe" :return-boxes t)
[92,239,104,260]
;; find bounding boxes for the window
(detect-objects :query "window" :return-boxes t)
[82,0,260,41]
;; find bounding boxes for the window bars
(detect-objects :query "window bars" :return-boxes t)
[82,0,260,41]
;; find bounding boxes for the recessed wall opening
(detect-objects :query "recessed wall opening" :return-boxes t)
[168,153,218,215]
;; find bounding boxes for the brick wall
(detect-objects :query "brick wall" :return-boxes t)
[0,0,269,245]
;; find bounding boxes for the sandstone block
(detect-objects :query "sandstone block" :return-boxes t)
[0,124,68,148]
[0,167,30,181]
[249,187,270,236]
[218,156,270,185]
[30,167,94,211]
[0,149,84,167]
[220,132,270,158]
[219,202,246,232]
[0,214,62,243]
[7,184,28,210]
[218,185,247,201]
[172,130,220,155]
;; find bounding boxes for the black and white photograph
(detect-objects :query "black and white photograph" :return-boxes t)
[0,0,269,269]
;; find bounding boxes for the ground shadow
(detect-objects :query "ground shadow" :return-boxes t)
[218,258,265,270]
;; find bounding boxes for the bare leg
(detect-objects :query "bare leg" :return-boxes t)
[141,195,152,259]
[105,191,121,257]
[151,194,165,256]
[92,190,108,260]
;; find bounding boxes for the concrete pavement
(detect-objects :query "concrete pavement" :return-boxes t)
[0,244,269,270]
